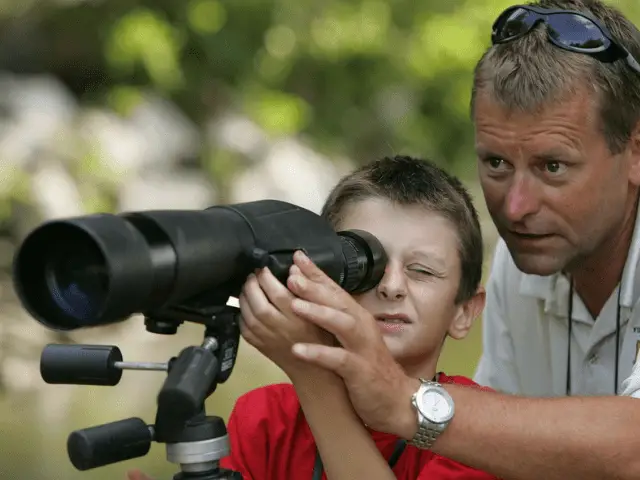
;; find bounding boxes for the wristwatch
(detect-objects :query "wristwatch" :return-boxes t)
[408,378,455,450]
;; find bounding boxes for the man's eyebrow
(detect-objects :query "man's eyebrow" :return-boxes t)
[475,146,576,162]
[533,148,575,161]
[474,146,501,159]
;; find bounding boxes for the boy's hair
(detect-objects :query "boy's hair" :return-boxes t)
[321,155,483,303]
[471,0,640,154]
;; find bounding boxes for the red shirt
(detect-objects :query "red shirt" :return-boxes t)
[219,373,498,480]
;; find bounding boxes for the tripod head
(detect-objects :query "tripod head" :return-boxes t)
[41,304,244,480]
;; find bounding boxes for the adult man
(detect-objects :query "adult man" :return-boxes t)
[472,0,640,398]
[285,1,640,479]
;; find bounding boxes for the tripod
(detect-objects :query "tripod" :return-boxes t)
[40,305,244,480]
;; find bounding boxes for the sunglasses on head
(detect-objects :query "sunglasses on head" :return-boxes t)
[491,4,640,74]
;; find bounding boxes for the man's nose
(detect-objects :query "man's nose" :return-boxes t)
[376,267,407,301]
[504,175,541,223]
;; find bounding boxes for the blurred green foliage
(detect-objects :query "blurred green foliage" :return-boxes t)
[1,0,638,214]
[2,1,515,185]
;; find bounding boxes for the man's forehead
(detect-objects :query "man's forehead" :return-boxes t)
[472,85,597,125]
[472,90,599,153]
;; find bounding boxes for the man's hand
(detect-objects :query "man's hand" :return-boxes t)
[286,251,420,439]
[126,470,153,480]
[239,264,334,377]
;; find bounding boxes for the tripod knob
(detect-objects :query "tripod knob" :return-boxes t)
[68,417,153,470]
[40,344,123,386]
[158,346,218,423]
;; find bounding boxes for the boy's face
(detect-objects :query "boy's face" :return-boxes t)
[340,197,482,377]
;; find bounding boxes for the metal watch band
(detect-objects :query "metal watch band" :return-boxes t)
[408,421,441,449]
[408,379,448,450]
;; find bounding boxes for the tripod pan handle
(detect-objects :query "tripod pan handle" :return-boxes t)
[40,344,124,386]
[67,417,152,470]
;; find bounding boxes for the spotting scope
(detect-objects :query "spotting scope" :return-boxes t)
[11,199,388,479]
[12,199,387,332]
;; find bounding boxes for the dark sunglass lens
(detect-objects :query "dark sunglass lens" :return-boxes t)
[495,8,537,41]
[547,14,607,51]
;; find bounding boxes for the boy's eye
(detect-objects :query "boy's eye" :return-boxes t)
[409,266,432,276]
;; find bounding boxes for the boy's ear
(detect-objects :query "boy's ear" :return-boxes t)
[448,286,486,340]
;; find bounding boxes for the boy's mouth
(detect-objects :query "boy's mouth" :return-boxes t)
[374,313,411,324]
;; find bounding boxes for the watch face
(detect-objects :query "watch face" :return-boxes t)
[420,389,453,423]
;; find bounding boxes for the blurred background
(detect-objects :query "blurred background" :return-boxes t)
[1,0,639,478]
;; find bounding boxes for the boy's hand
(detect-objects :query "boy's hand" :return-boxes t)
[126,470,153,480]
[239,264,334,377]
[287,251,420,439]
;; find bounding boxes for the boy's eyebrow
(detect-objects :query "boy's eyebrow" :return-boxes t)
[410,249,446,270]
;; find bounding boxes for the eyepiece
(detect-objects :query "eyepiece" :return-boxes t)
[338,229,387,294]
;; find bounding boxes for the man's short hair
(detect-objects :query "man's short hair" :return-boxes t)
[471,0,640,153]
[321,155,483,304]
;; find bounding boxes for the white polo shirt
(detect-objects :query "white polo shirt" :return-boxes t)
[474,207,640,397]
[622,359,640,398]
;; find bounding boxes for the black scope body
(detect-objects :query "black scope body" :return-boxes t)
[12,199,387,331]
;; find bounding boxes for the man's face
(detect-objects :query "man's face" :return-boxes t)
[474,88,632,276]
[338,198,471,376]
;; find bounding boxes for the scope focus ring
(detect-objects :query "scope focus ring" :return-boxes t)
[340,237,363,293]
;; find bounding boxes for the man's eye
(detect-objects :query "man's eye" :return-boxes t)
[543,161,567,175]
[484,157,506,170]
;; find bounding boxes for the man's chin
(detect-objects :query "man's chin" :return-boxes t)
[510,251,567,277]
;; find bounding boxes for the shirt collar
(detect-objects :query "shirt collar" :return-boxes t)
[518,204,640,313]
[621,204,640,308]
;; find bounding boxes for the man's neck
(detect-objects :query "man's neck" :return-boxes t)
[569,195,639,318]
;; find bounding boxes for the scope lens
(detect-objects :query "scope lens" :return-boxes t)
[45,243,109,323]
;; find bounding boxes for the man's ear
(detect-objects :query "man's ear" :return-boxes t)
[448,286,486,340]
[627,121,640,186]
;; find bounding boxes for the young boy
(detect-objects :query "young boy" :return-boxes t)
[128,155,496,479]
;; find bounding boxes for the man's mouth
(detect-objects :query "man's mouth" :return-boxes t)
[509,230,554,239]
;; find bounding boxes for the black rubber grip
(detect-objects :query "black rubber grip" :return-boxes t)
[67,417,152,470]
[40,343,123,386]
